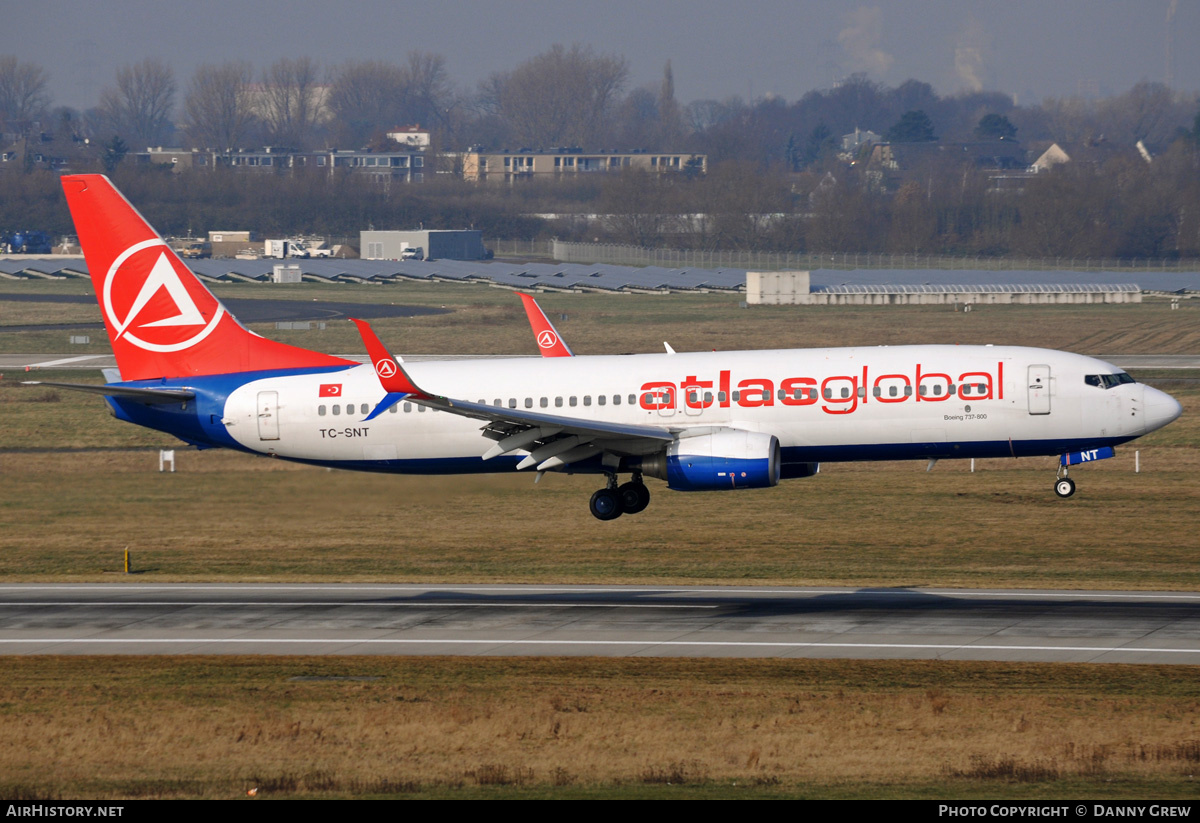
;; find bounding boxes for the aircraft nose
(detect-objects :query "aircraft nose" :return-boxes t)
[1143,386,1183,433]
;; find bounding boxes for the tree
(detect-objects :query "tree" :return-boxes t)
[102,135,128,174]
[328,60,409,148]
[184,62,256,150]
[99,58,176,147]
[482,44,628,147]
[184,61,257,150]
[974,113,1017,141]
[0,56,50,124]
[259,57,323,149]
[887,109,936,142]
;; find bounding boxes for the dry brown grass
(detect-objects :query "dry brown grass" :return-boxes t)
[0,656,1196,798]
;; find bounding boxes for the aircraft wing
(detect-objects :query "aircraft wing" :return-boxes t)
[21,381,195,404]
[351,318,674,470]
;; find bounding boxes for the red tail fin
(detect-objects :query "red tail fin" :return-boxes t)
[517,292,573,357]
[61,174,353,381]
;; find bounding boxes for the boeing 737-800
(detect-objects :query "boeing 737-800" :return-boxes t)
[29,175,1183,520]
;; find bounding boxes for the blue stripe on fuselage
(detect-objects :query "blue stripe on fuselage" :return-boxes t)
[104,365,356,451]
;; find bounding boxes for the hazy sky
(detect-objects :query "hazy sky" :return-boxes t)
[8,0,1200,111]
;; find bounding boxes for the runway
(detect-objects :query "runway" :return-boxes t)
[2,584,1198,664]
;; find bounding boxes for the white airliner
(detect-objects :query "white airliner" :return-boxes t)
[31,175,1182,520]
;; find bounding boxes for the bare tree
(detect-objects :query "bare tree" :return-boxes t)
[99,58,176,148]
[484,44,628,147]
[0,56,50,125]
[184,61,257,150]
[327,60,409,147]
[403,51,453,129]
[259,57,324,149]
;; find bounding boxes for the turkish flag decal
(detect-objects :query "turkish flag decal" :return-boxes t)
[319,384,342,397]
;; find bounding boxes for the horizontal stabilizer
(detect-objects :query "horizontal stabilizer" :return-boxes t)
[22,380,194,403]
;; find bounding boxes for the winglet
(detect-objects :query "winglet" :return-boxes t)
[517,292,573,357]
[350,318,428,398]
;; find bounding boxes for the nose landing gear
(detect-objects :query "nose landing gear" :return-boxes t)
[1054,464,1076,498]
[589,471,651,520]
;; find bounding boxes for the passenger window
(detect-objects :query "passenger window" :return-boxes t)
[628,394,636,405]
[525,398,533,408]
[361,403,369,414]
[403,403,412,412]
[555,397,563,407]
[872,387,881,397]
[858,387,866,398]
[823,388,832,400]
[841,388,850,399]
[933,385,943,397]
[919,385,928,396]
[889,386,897,397]
[583,396,592,406]
[613,394,621,405]
[540,397,548,408]
[570,396,578,407]
[418,405,426,413]
[389,404,397,413]
[904,386,913,397]
[718,391,727,402]
[332,404,340,415]
[704,392,712,403]
[732,391,741,401]
[598,395,606,406]
[508,398,517,408]
[318,405,326,416]
[494,398,502,406]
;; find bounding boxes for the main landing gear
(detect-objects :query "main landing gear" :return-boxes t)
[1054,464,1076,498]
[589,471,651,520]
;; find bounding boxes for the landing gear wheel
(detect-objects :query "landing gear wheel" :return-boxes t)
[617,481,651,515]
[1054,477,1076,498]
[589,488,623,520]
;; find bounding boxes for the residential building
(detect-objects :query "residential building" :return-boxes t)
[458,147,706,182]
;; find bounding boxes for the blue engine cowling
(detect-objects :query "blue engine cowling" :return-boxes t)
[642,430,781,491]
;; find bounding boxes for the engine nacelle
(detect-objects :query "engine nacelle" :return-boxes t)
[642,430,781,491]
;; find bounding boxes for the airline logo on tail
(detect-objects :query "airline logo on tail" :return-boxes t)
[103,239,224,353]
[536,329,559,350]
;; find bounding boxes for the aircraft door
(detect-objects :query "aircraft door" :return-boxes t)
[1027,365,1051,415]
[657,388,676,418]
[257,391,280,440]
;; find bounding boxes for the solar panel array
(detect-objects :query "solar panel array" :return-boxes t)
[2,258,1198,293]
[0,258,749,292]
[814,283,1142,294]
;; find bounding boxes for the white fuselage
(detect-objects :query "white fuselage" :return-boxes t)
[214,345,1171,471]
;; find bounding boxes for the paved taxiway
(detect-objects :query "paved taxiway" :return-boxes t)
[1,584,1198,664]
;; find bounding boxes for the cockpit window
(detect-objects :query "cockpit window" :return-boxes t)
[1085,373,1136,389]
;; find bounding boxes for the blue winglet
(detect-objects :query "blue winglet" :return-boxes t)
[363,391,407,421]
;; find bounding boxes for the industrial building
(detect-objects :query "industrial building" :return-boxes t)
[360,230,487,261]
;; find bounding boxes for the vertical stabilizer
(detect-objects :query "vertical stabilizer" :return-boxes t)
[61,174,353,380]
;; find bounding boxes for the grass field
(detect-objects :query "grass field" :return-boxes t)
[1,281,1197,798]
[2,656,1198,800]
